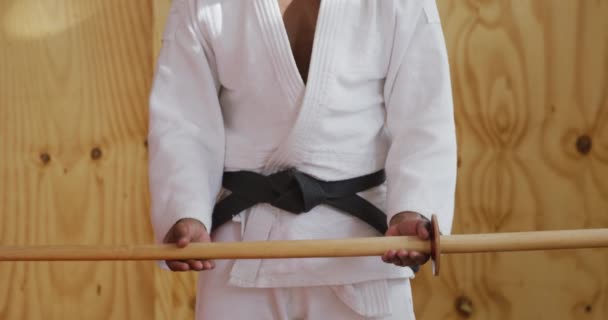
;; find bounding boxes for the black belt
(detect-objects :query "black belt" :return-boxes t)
[211,169,388,234]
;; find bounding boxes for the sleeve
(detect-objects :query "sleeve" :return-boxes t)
[148,0,224,243]
[384,1,457,235]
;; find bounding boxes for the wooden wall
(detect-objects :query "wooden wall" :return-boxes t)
[0,0,195,319]
[0,0,606,319]
[413,1,608,319]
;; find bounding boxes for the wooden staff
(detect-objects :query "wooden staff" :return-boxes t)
[1,215,607,276]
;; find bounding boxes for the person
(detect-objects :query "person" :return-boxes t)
[148,0,457,318]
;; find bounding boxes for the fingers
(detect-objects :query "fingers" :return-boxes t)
[165,218,209,245]
[187,260,204,271]
[203,261,215,270]
[166,260,216,272]
[416,220,431,240]
[163,219,215,272]
[381,249,396,263]
[386,217,432,240]
[174,222,192,248]
[164,220,190,246]
[382,249,430,267]
[383,215,433,267]
[186,260,216,271]
[166,260,190,272]
[393,220,419,237]
[409,251,430,265]
[385,225,399,237]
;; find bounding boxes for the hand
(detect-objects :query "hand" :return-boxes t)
[382,211,431,268]
[163,218,215,272]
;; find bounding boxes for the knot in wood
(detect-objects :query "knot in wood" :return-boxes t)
[91,147,103,160]
[576,135,592,155]
[40,153,51,165]
[455,296,473,318]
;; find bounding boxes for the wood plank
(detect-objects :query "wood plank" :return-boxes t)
[0,0,156,319]
[153,0,173,59]
[410,1,608,319]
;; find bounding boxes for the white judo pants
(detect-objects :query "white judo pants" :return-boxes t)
[195,223,417,320]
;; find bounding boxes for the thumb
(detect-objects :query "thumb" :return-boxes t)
[174,222,192,248]
[385,220,417,237]
[385,224,399,237]
[416,220,431,240]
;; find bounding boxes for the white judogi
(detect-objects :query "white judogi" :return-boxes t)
[196,222,417,319]
[148,0,456,317]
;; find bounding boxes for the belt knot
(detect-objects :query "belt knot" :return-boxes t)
[222,169,328,215]
[213,168,388,235]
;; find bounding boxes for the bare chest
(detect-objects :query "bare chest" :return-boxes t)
[278,0,321,83]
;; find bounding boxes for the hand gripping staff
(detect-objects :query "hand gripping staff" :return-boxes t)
[1,215,607,276]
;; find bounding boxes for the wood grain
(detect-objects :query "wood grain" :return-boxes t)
[0,0,157,319]
[2,228,608,262]
[153,0,172,58]
[410,1,608,319]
